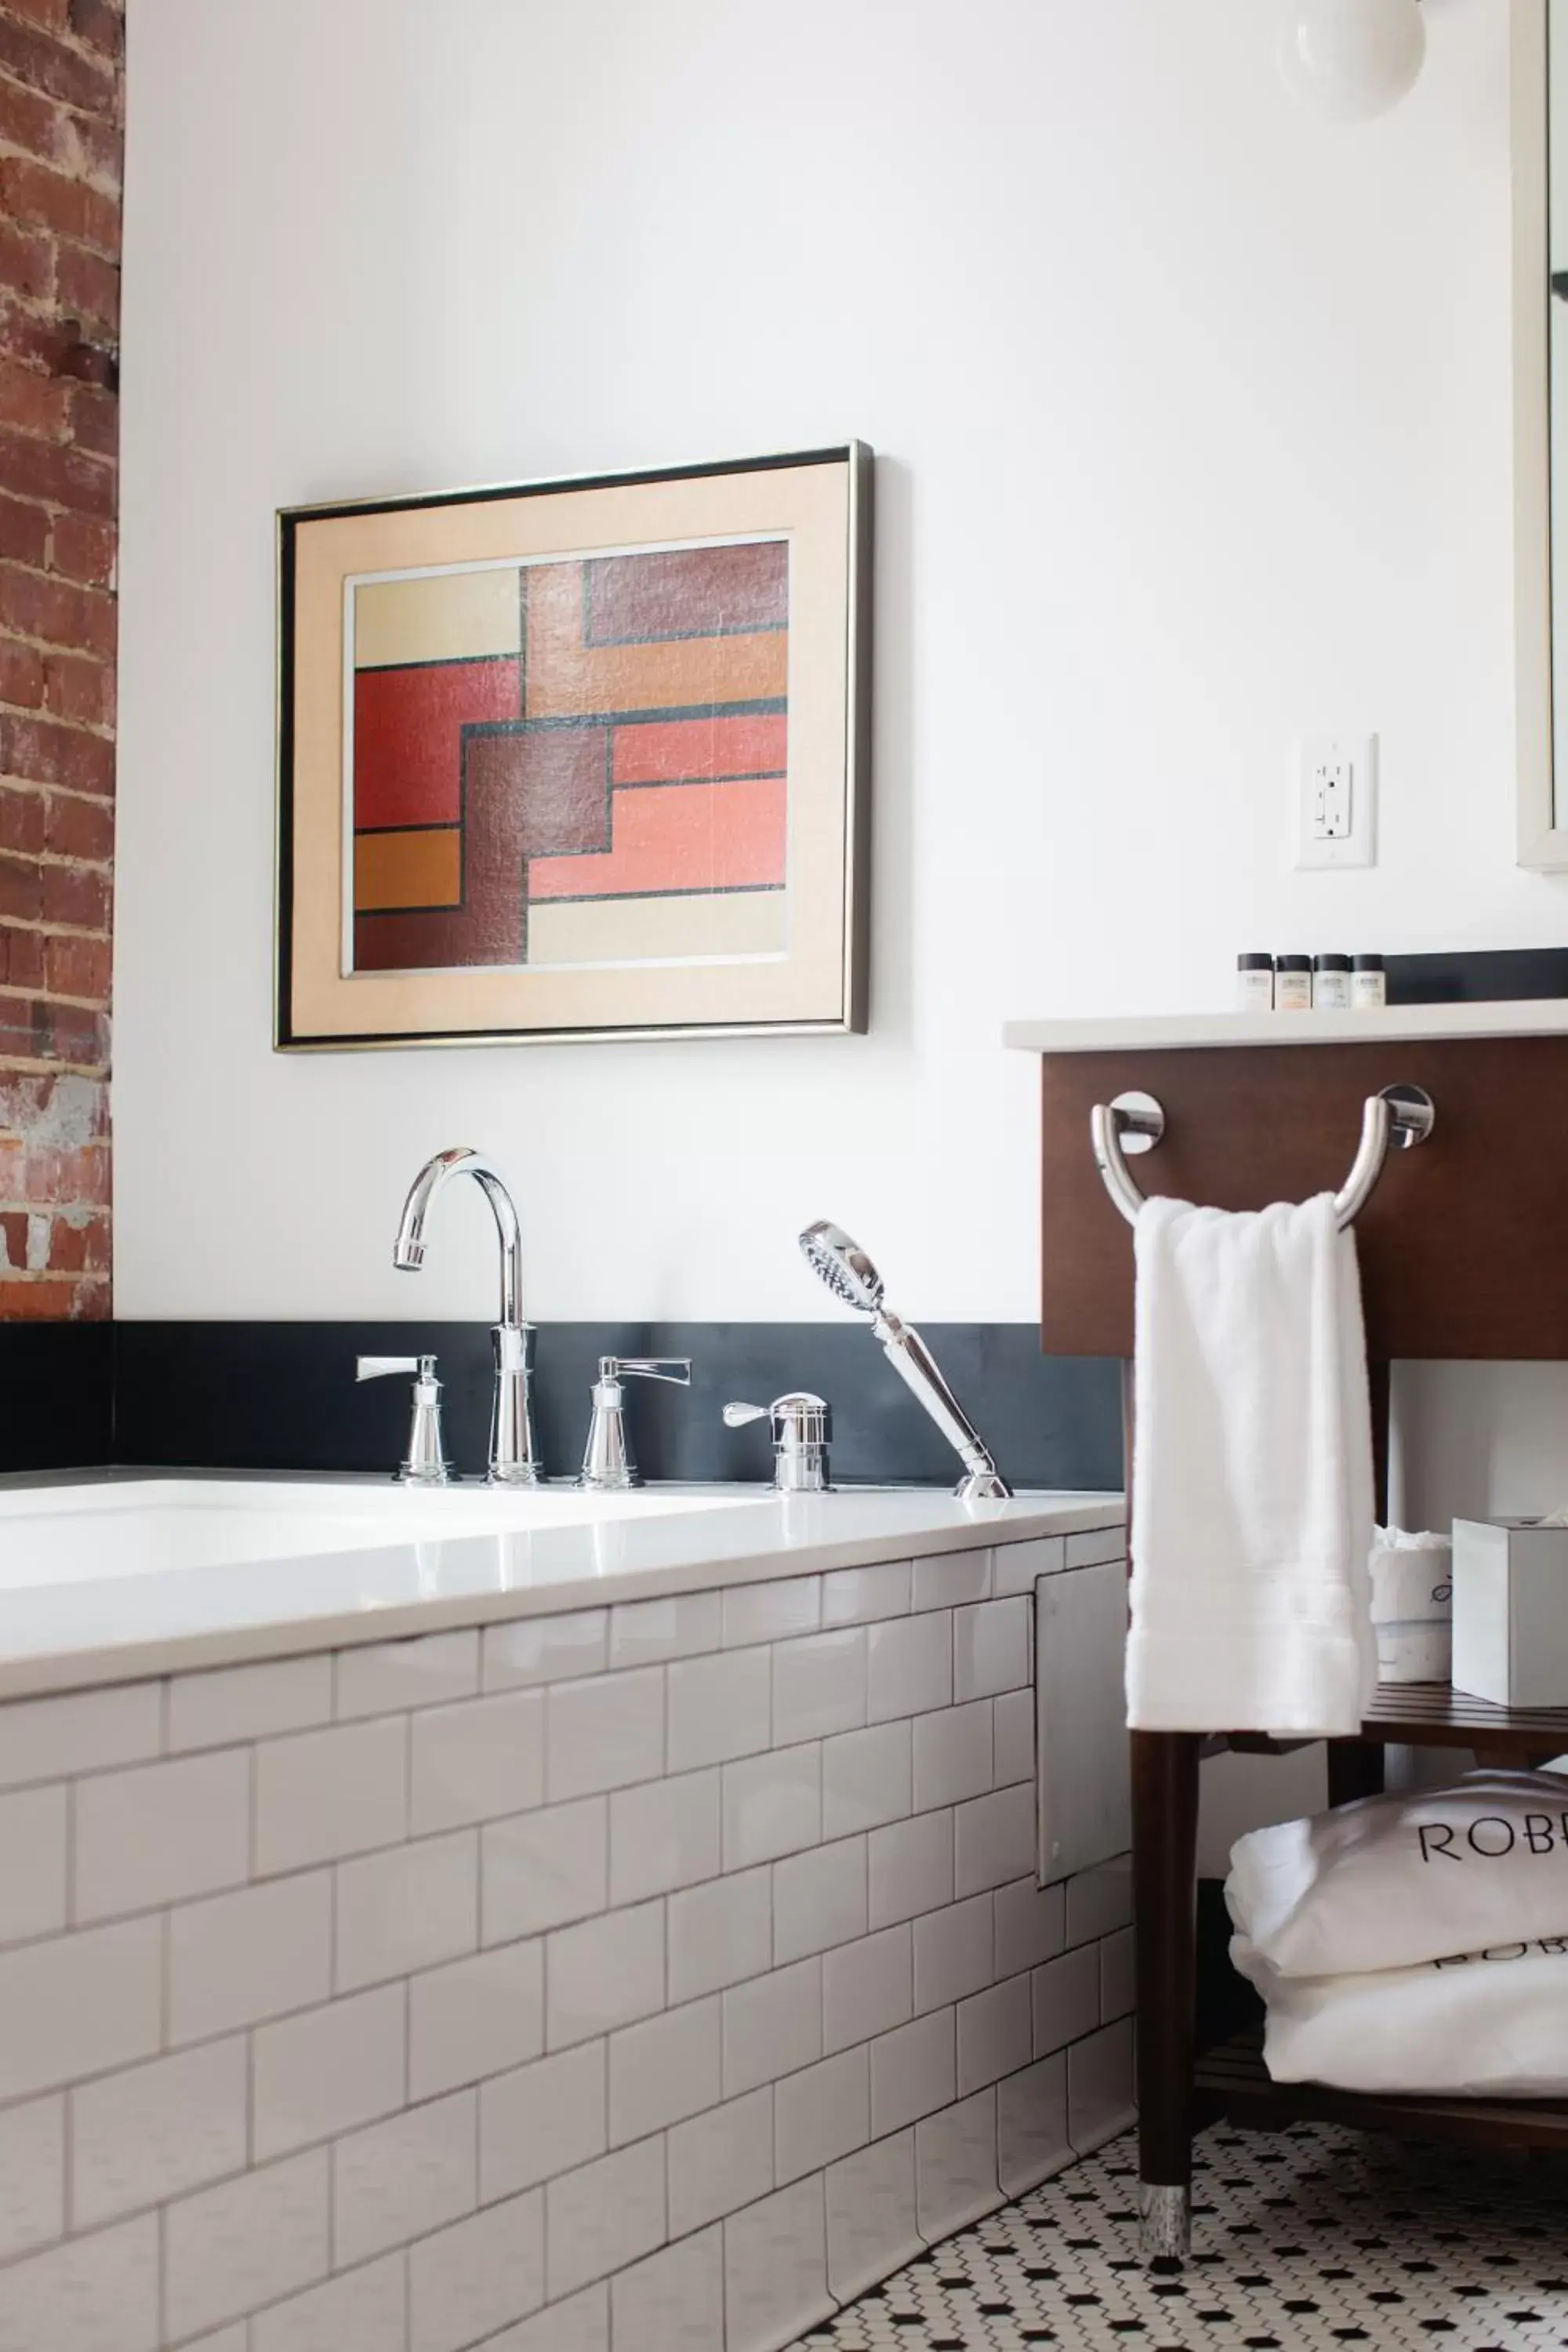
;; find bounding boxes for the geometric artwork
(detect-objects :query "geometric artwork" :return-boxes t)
[276,445,869,1047]
[349,539,789,973]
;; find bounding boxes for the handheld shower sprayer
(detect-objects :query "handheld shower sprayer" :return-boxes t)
[798,1221,1011,1501]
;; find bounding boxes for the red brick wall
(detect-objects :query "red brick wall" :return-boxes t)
[0,0,119,1319]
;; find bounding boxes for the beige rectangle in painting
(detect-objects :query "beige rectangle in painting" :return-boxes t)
[526,890,786,970]
[354,568,523,669]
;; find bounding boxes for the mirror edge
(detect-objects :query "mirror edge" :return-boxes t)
[1515,0,1566,866]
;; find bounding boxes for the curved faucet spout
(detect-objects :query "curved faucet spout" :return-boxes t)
[394,1148,523,1328]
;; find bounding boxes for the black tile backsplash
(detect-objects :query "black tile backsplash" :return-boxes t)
[1,1321,111,1473]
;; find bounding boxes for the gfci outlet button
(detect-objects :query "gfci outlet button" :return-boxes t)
[1294,733,1377,871]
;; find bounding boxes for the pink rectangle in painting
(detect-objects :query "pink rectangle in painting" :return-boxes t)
[527,777,786,901]
[612,712,788,787]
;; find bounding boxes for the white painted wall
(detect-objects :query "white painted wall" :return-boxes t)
[114,0,1560,1330]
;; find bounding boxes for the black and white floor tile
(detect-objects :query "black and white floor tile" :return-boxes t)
[793,2122,1568,2350]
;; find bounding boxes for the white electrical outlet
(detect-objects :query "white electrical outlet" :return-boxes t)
[1294,735,1377,870]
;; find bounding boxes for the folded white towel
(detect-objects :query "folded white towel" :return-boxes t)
[1126,1192,1377,1737]
[1235,1939,1568,2095]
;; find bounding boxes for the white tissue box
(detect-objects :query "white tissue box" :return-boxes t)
[1452,1518,1568,1707]
[1370,1536,1452,1684]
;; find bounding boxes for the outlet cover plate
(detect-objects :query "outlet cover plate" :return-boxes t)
[1294,733,1377,870]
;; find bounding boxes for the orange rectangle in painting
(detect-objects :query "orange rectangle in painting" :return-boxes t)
[527,777,786,901]
[354,826,463,911]
[612,712,788,787]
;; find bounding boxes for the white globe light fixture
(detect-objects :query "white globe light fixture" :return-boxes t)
[1277,0,1426,124]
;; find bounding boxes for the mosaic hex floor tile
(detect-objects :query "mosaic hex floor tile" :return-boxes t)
[790,2122,1568,2351]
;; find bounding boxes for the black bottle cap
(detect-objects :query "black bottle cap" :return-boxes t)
[1276,955,1311,972]
[1237,954,1273,971]
[1313,953,1351,972]
[1352,954,1385,971]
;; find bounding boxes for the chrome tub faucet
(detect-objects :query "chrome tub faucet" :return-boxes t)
[393,1148,543,1486]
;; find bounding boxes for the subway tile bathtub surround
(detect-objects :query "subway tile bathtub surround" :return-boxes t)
[0,1524,1131,2351]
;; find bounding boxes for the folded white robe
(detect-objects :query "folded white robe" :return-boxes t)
[1227,1769,1568,1979]
[1236,1938,1568,2096]
[1127,1192,1377,1737]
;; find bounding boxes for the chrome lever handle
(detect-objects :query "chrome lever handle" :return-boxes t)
[358,1354,423,1381]
[723,1401,768,1428]
[604,1357,691,1387]
[723,1396,832,1493]
[355,1355,453,1485]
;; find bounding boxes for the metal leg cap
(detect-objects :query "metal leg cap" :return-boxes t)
[1138,2182,1191,2264]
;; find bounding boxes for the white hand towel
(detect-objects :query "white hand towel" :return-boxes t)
[1126,1192,1377,1737]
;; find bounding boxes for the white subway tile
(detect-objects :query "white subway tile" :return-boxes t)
[1033,1944,1100,2058]
[993,1686,1035,1788]
[609,1591,722,1671]
[611,2223,723,2352]
[485,1610,608,1691]
[74,1748,249,1922]
[410,2190,545,2352]
[252,2253,406,2352]
[256,1718,408,1875]
[912,1548,992,1611]
[1102,1923,1135,2022]
[775,2045,869,2184]
[0,1918,160,2100]
[994,1876,1065,1978]
[773,1835,866,1965]
[912,1699,993,1813]
[721,1742,821,1870]
[483,1795,606,1944]
[826,2128,920,2305]
[821,1560,911,1628]
[335,1828,478,1990]
[666,1646,771,1773]
[867,1809,953,1931]
[169,1871,332,2044]
[957,1971,1033,2096]
[609,1998,721,2147]
[172,2332,246,2352]
[482,2284,608,2352]
[0,1783,64,1946]
[722,1577,821,1647]
[722,1957,822,2099]
[1066,1524,1127,1569]
[481,2042,605,2203]
[866,1612,951,1724]
[0,1682,160,1791]
[869,2008,954,2137]
[1064,1853,1132,1945]
[253,1984,405,2162]
[913,1890,994,2014]
[546,1669,663,1802]
[722,2176,830,2350]
[771,1627,866,1748]
[952,1596,1031,1703]
[546,2136,666,2302]
[954,1781,1036,1898]
[822,1922,913,2056]
[915,2085,1000,2239]
[610,1769,720,1906]
[668,1865,772,2005]
[0,2096,61,2263]
[412,1940,544,2102]
[996,2053,1071,2198]
[0,2212,158,2352]
[165,2151,329,2341]
[168,1655,332,1751]
[1069,2018,1136,2153]
[546,1897,664,2050]
[822,1720,911,1841]
[336,1629,480,1719]
[412,1690,544,1835]
[993,1534,1065,1597]
[71,2036,246,2229]
[667,2089,773,2238]
[332,2091,476,2269]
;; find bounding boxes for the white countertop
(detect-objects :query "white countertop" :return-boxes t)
[0,1479,1124,1700]
[1004,1000,1568,1053]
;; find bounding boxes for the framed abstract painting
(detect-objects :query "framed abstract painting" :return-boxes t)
[275,445,871,1047]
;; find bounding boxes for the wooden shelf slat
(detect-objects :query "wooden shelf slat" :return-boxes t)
[1196,2029,1568,2151]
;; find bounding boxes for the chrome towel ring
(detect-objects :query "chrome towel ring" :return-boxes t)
[1090,1082,1436,1229]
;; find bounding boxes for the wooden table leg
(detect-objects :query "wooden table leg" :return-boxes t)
[1326,1738,1385,1806]
[1131,1727,1201,2263]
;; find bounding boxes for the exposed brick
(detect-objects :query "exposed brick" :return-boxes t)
[0,71,67,167]
[0,918,41,988]
[0,422,112,515]
[0,156,116,255]
[0,782,42,850]
[67,0,121,60]
[0,637,42,705]
[0,492,47,567]
[42,784,107,859]
[2,1,71,32]
[0,849,38,919]
[42,645,106,723]
[0,1206,24,1266]
[47,509,109,583]
[0,561,114,652]
[65,376,111,453]
[24,1138,108,1198]
[52,240,114,333]
[0,1065,103,1134]
[0,216,50,303]
[0,1273,106,1318]
[45,1207,107,1270]
[0,353,67,437]
[0,16,116,115]
[0,709,111,791]
[0,989,45,1057]
[43,927,104,1000]
[39,855,104,927]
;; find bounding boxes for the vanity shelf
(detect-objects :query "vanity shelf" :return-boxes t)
[1195,2031,1568,2154]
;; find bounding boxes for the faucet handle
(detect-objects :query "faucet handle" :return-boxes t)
[723,1401,768,1428]
[723,1395,832,1493]
[358,1355,423,1382]
[603,1358,691,1387]
[356,1356,453,1485]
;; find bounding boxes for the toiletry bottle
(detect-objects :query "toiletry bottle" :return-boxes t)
[1237,954,1274,1012]
[1312,953,1352,1011]
[1275,955,1312,1011]
[1352,954,1386,1009]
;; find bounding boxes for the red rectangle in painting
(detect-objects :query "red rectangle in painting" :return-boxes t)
[612,712,788,788]
[354,657,521,831]
[527,777,786,901]
[583,541,787,645]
